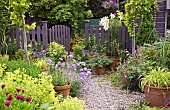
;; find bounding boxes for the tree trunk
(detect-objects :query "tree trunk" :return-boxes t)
[21,15,29,63]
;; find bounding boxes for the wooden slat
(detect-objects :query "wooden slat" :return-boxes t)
[106,29,110,55]
[95,26,100,45]
[90,25,94,38]
[32,29,36,49]
[49,29,52,43]
[85,20,90,42]
[52,26,55,41]
[122,26,126,49]
[101,27,105,45]
[37,26,41,44]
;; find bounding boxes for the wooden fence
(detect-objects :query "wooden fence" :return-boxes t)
[10,21,70,54]
[85,20,132,54]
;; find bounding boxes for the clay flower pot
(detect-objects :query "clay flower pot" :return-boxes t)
[53,83,71,97]
[109,56,120,71]
[98,53,106,56]
[94,66,106,75]
[144,85,170,107]
[88,54,95,59]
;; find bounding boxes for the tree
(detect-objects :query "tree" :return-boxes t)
[9,0,36,62]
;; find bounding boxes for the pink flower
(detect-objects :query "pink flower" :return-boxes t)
[26,97,32,102]
[1,84,5,89]
[4,101,11,106]
[16,88,22,92]
[6,95,12,101]
[165,102,170,107]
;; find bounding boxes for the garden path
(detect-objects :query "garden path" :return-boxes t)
[78,75,144,110]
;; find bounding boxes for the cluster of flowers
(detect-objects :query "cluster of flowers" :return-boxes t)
[1,84,32,107]
[99,11,123,31]
[32,49,47,58]
[102,0,119,9]
[82,46,98,56]
[47,54,92,92]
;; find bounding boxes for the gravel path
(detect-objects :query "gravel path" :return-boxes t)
[78,75,144,110]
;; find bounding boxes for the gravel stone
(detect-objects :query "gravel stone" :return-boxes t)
[78,75,144,110]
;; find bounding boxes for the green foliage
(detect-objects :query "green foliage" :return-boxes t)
[109,71,122,87]
[0,0,11,54]
[141,67,170,91]
[70,80,81,97]
[124,0,158,37]
[0,64,6,78]
[0,69,56,108]
[115,58,156,91]
[35,59,49,70]
[87,56,112,67]
[30,0,93,32]
[73,43,87,61]
[46,42,68,64]
[0,60,42,77]
[52,71,69,86]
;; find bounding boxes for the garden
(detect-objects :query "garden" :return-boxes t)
[0,0,170,110]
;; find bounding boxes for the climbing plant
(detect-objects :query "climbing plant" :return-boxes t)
[9,0,36,62]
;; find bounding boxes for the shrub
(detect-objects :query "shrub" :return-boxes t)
[0,60,42,77]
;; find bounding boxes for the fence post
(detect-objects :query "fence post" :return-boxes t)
[85,20,89,42]
[42,21,48,49]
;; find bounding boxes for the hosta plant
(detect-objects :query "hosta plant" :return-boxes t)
[140,67,170,91]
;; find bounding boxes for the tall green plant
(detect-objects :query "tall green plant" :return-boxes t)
[9,0,36,62]
[0,0,11,54]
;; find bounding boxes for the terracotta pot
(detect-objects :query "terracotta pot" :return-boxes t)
[53,83,71,97]
[94,66,106,75]
[98,53,106,56]
[144,85,170,107]
[42,67,49,71]
[109,56,120,71]
[88,54,95,59]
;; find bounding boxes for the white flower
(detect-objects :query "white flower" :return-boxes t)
[84,67,87,71]
[77,63,80,66]
[59,58,63,61]
[68,54,73,58]
[80,62,86,66]
[110,13,115,19]
[58,61,61,65]
[99,16,109,31]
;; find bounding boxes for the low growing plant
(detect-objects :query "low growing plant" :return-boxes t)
[0,60,42,77]
[87,56,112,67]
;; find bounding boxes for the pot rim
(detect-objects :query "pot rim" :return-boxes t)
[144,84,170,90]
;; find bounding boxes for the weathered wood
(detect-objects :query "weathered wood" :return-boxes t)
[16,27,20,49]
[95,26,100,45]
[101,27,105,45]
[85,20,90,42]
[37,26,41,44]
[167,0,170,9]
[42,21,48,49]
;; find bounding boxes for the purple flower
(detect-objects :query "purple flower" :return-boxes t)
[91,46,94,51]
[47,59,52,64]
[80,69,83,72]
[4,101,11,106]
[26,97,32,102]
[61,62,65,67]
[41,50,46,56]
[94,52,98,56]
[6,95,12,101]
[72,64,77,69]
[85,50,89,54]
[82,48,85,53]
[80,62,86,66]
[84,83,92,92]
[80,72,85,77]
[16,88,22,92]
[87,71,92,75]
[1,84,5,89]
[68,54,73,58]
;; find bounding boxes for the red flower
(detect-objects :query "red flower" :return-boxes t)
[15,95,24,100]
[5,92,9,96]
[16,88,22,92]
[1,84,5,89]
[22,90,24,93]
[26,97,32,102]
[4,101,11,106]
[6,95,12,101]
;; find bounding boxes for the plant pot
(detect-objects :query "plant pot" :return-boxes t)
[53,83,71,97]
[109,56,120,71]
[94,66,106,75]
[42,67,49,71]
[144,85,170,107]
[98,53,106,56]
[88,54,95,59]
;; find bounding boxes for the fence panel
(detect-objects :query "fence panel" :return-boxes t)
[9,21,70,54]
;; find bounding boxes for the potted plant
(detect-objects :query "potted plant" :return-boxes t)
[52,71,71,97]
[140,67,170,107]
[87,56,112,75]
